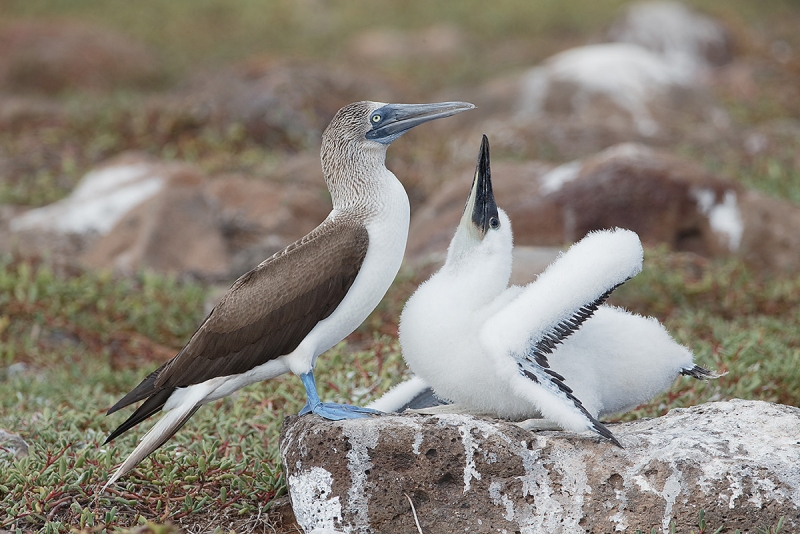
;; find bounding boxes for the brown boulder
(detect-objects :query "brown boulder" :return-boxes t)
[281,400,800,534]
[0,20,160,94]
[6,151,338,280]
[80,158,229,279]
[207,173,328,239]
[6,153,227,278]
[204,170,331,278]
[457,40,731,160]
[5,153,171,262]
[408,143,800,274]
[442,4,735,162]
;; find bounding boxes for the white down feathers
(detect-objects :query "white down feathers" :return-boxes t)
[398,219,702,436]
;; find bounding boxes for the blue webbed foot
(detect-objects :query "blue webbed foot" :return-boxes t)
[300,401,381,420]
[298,371,381,420]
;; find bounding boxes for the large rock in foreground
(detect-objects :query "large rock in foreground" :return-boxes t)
[280,400,799,534]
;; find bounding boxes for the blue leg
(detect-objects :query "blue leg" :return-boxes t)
[298,371,381,420]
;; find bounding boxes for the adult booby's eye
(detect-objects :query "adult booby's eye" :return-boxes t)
[371,114,382,123]
[489,217,500,229]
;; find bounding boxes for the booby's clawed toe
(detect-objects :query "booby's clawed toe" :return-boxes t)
[301,402,382,421]
[681,364,723,380]
[299,371,381,420]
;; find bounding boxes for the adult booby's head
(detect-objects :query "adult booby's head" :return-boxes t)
[322,101,474,207]
[446,135,513,286]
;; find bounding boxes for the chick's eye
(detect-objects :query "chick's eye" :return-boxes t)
[371,114,381,123]
[489,217,500,229]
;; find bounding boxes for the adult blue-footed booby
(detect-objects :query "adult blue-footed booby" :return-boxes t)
[101,100,474,490]
[392,135,716,445]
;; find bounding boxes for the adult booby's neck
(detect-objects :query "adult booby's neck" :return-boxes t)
[321,141,401,215]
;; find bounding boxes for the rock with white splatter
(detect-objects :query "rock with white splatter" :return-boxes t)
[517,43,698,138]
[280,400,800,534]
[3,151,332,280]
[10,153,170,237]
[507,40,734,160]
[7,153,230,278]
[407,142,800,274]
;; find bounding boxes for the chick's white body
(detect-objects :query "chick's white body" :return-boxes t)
[532,305,694,418]
[400,210,524,417]
[400,209,695,424]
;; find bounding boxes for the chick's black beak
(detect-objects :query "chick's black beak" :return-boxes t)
[461,134,498,237]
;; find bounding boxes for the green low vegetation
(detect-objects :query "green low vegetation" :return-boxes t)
[1,246,798,531]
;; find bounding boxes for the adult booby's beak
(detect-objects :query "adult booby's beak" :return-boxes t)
[366,101,475,144]
[460,134,499,239]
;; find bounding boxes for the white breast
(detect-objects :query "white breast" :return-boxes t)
[285,170,410,375]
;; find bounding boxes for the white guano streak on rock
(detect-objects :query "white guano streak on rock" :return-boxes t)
[660,472,683,532]
[489,481,515,521]
[10,164,164,235]
[691,188,744,251]
[620,400,800,532]
[288,466,343,533]
[459,424,481,493]
[553,446,591,530]
[540,161,583,195]
[708,191,743,251]
[513,437,566,533]
[525,442,590,533]
[434,414,512,494]
[342,422,379,532]
[608,487,629,532]
[628,466,686,533]
[487,438,592,534]
[412,430,423,455]
[695,404,800,509]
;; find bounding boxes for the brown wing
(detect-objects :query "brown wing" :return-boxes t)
[108,219,369,413]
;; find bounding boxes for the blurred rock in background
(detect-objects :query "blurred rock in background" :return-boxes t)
[0,20,161,94]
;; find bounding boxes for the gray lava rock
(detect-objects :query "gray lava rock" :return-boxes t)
[281,400,800,534]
